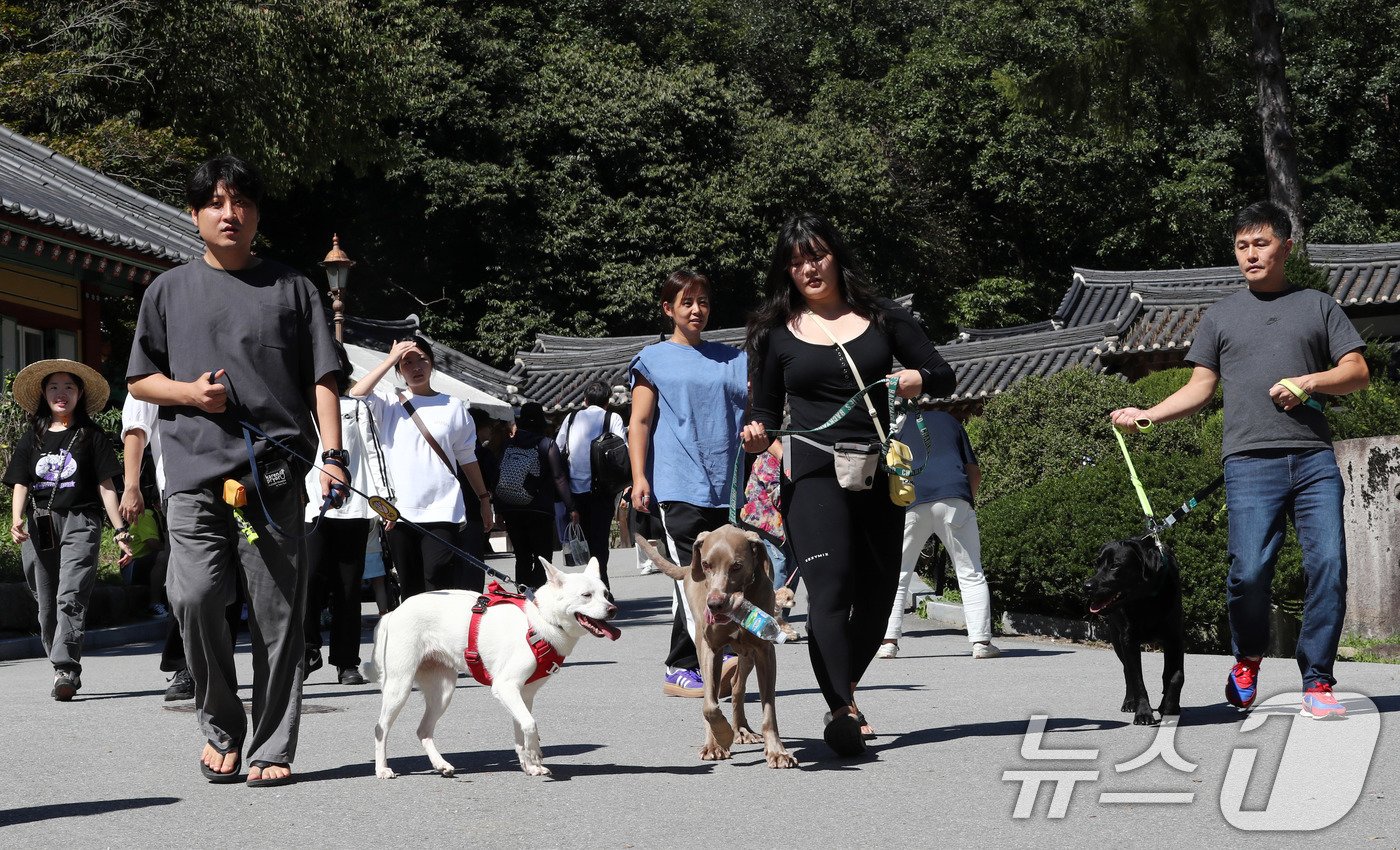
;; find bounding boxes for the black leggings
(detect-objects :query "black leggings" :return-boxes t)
[783,471,904,712]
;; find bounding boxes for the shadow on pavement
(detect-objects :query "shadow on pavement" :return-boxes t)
[1178,702,1253,727]
[775,683,926,699]
[0,796,180,827]
[612,597,675,623]
[873,716,1130,752]
[299,743,656,782]
[75,687,168,702]
[1364,693,1400,714]
[544,761,718,780]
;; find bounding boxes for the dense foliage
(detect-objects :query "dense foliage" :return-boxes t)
[3,0,1398,364]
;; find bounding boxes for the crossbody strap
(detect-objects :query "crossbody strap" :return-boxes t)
[33,427,82,513]
[806,312,887,443]
[396,390,460,481]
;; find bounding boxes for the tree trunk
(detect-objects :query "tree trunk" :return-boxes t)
[1248,0,1304,241]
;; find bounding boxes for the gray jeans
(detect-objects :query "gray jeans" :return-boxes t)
[22,509,101,673]
[166,481,308,766]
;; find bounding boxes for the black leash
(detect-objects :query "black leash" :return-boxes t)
[237,417,523,594]
[1151,474,1225,534]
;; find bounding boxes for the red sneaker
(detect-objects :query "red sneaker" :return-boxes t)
[1300,682,1346,719]
[1225,658,1260,709]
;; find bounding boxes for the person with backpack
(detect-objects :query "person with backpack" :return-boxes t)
[496,402,576,589]
[555,381,627,588]
[349,337,494,598]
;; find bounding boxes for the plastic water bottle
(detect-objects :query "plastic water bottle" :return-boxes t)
[732,599,788,643]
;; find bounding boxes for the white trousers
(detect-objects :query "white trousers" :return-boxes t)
[887,497,992,643]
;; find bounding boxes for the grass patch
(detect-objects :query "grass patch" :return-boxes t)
[1338,634,1400,664]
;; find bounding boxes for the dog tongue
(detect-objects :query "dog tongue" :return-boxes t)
[576,613,622,640]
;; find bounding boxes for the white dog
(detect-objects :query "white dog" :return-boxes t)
[363,559,620,778]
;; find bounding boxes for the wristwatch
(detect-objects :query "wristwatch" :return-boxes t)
[321,449,350,464]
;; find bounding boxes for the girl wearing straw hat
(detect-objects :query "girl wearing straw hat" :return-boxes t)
[4,359,132,700]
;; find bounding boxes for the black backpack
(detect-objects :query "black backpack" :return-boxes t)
[589,414,631,495]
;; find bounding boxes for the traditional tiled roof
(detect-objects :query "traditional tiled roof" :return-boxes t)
[1094,281,1244,357]
[0,124,203,268]
[951,320,1059,342]
[344,314,516,404]
[1309,242,1400,306]
[933,266,1250,403]
[932,319,1132,404]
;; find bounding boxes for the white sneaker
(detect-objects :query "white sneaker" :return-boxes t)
[972,642,1001,659]
[877,642,899,659]
[637,561,660,575]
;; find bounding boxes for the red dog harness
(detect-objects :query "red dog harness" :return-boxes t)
[464,582,565,686]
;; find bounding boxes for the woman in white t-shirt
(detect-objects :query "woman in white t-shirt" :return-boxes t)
[349,337,494,598]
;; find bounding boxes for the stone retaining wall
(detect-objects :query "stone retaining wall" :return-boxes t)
[1336,436,1400,638]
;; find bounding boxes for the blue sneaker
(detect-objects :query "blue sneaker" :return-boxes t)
[1225,658,1260,709]
[663,667,703,697]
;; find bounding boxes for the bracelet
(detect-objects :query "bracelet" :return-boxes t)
[476,492,491,500]
[323,457,349,472]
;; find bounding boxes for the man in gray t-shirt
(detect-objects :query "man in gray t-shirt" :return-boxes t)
[1111,201,1368,720]
[128,156,345,787]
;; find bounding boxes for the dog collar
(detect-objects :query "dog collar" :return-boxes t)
[464,582,565,686]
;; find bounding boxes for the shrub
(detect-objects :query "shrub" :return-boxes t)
[973,367,1135,501]
[1327,375,1400,441]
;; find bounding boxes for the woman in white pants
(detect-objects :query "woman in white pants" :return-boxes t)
[880,410,999,659]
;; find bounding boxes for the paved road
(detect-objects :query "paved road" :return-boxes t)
[1,548,1396,848]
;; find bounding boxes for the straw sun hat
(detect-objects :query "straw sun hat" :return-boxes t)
[9,358,110,416]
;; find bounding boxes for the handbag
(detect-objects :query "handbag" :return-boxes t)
[806,314,918,503]
[832,440,880,491]
[564,519,590,565]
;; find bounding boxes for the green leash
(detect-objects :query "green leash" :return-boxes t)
[1112,425,1157,529]
[727,376,928,524]
[1113,422,1225,535]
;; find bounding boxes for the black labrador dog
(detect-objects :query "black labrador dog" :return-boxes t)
[1083,537,1184,726]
